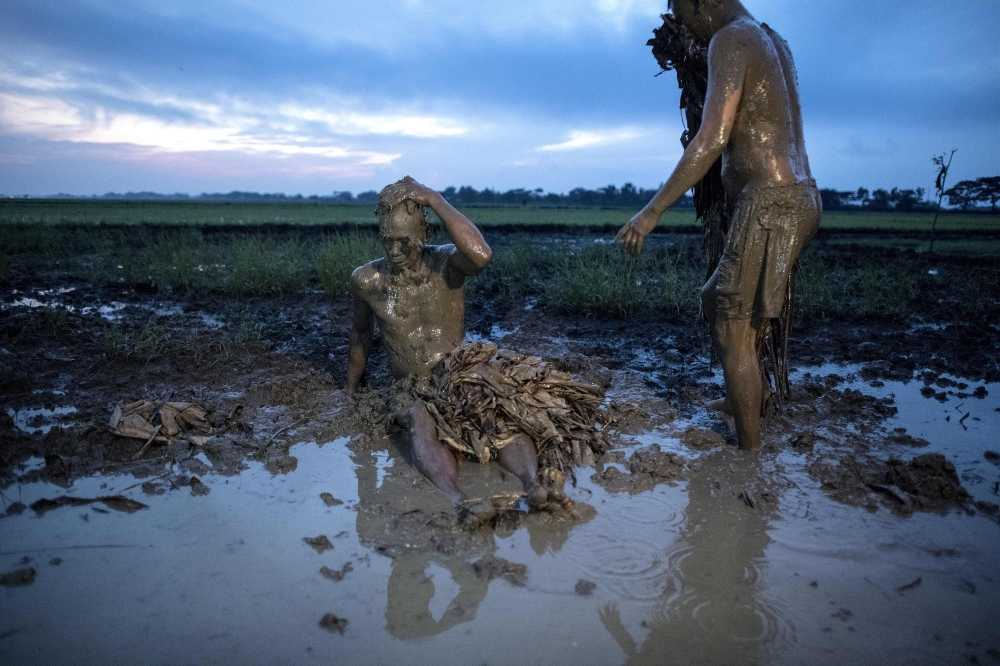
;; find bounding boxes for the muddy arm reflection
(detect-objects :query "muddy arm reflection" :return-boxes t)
[599,604,638,660]
[604,448,785,665]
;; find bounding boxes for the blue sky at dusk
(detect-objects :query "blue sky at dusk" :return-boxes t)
[1,0,997,196]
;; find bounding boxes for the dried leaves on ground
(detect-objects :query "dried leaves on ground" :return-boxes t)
[108,398,214,446]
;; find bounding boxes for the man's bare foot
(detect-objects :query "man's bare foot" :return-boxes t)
[527,468,573,514]
[706,397,733,416]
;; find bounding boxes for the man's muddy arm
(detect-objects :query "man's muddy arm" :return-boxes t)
[347,294,374,394]
[433,193,492,276]
[617,28,747,255]
[399,181,492,276]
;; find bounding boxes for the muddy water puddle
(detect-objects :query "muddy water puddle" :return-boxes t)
[3,367,1000,665]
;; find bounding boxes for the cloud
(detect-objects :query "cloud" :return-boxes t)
[276,104,469,138]
[537,128,642,152]
[0,92,402,165]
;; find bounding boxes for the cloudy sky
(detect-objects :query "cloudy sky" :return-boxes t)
[1,0,997,196]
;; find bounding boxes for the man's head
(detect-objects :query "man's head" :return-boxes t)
[669,0,742,40]
[376,176,430,271]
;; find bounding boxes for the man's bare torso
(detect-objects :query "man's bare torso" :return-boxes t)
[716,19,812,198]
[352,245,466,379]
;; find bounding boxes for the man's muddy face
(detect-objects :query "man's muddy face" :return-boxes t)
[380,205,427,271]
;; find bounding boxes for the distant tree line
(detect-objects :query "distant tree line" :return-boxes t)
[819,187,933,212]
[820,175,1000,213]
[29,184,692,209]
[17,177,999,212]
[943,176,1000,212]
[436,183,693,209]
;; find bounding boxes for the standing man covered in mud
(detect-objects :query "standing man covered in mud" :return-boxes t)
[616,0,821,449]
[346,177,547,514]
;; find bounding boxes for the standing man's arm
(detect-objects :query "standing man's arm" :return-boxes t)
[397,180,492,276]
[347,286,374,394]
[616,26,749,256]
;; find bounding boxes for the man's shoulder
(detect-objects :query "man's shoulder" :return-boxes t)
[711,18,768,50]
[350,258,386,294]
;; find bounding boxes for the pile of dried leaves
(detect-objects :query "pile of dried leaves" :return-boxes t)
[108,399,214,452]
[402,342,609,468]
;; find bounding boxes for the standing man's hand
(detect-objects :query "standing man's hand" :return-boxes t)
[615,208,660,256]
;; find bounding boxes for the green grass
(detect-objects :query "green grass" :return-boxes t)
[796,255,914,318]
[543,244,702,318]
[148,231,202,290]
[468,235,535,307]
[5,199,996,231]
[0,248,10,284]
[225,237,308,296]
[316,231,382,296]
[103,317,172,363]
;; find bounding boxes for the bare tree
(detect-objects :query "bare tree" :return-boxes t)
[929,150,956,254]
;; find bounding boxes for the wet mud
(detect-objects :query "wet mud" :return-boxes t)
[2,238,1000,664]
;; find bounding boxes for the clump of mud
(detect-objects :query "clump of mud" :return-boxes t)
[810,452,972,517]
[594,444,685,495]
[471,555,528,587]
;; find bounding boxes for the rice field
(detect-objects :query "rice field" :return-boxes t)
[2,199,998,232]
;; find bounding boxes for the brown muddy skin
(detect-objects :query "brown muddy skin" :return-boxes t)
[346,177,548,507]
[617,0,818,451]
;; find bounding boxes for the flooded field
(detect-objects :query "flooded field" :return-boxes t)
[2,234,1000,665]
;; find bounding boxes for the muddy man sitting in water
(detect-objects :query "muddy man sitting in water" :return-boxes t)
[347,177,555,514]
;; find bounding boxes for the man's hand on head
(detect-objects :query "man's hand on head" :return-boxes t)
[396,179,441,209]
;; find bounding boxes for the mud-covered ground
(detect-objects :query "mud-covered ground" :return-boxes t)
[2,235,1000,665]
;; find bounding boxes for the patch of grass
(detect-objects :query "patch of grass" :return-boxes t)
[149,231,202,290]
[796,252,915,318]
[103,318,171,363]
[469,235,535,307]
[316,231,382,296]
[89,239,145,286]
[208,306,269,359]
[225,237,306,296]
[0,225,65,257]
[0,249,10,284]
[543,244,701,318]
[41,306,72,334]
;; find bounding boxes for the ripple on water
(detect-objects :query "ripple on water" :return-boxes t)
[571,532,672,603]
[656,545,796,654]
[608,487,686,530]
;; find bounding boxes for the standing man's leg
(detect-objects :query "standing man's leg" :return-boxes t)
[701,271,763,450]
[713,317,763,450]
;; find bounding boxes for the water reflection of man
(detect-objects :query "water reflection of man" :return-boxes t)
[351,438,490,638]
[351,435,579,640]
[599,448,783,664]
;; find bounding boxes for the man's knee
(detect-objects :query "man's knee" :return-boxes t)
[406,400,434,432]
[713,316,753,351]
